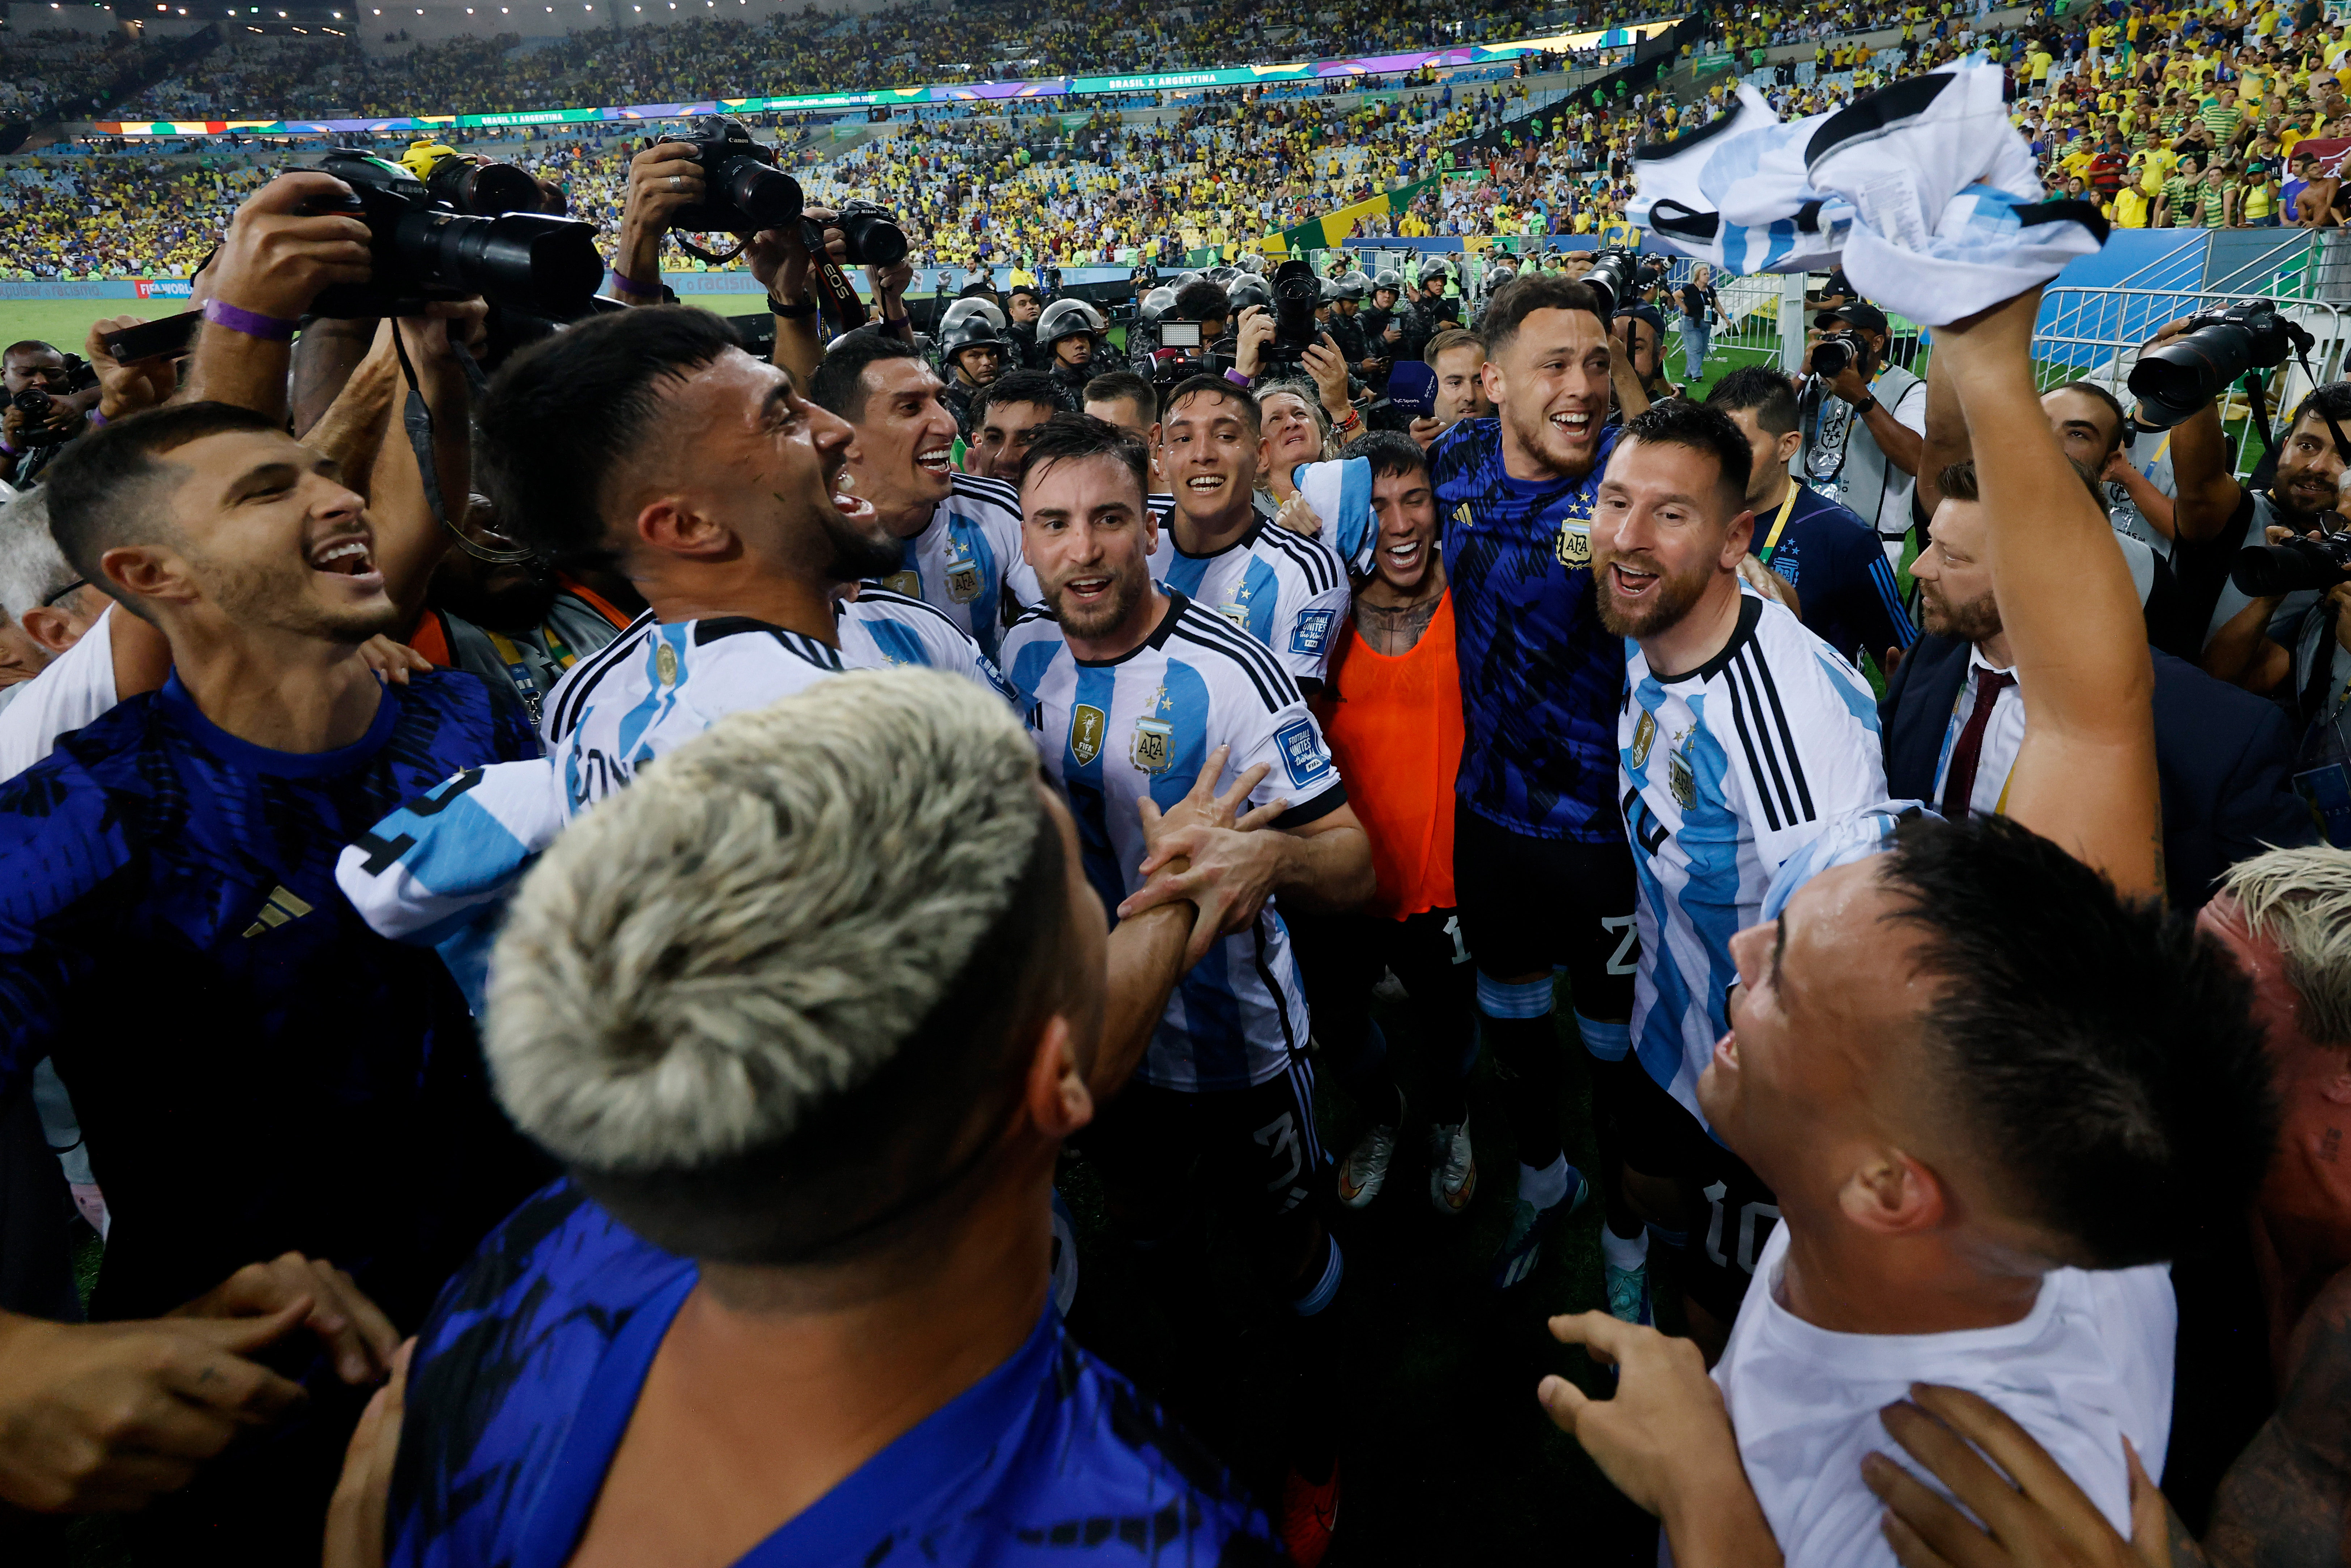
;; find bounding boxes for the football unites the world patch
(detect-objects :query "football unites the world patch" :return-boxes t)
[1289,608,1336,656]
[1276,718,1333,788]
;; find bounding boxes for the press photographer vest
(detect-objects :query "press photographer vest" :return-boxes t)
[1798,363,1921,542]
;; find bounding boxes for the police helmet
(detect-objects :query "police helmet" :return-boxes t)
[1225,275,1273,314]
[1036,297,1103,348]
[1372,268,1404,293]
[1418,259,1453,285]
[937,295,1007,336]
[1139,284,1179,322]
[938,307,1009,365]
[1336,270,1370,302]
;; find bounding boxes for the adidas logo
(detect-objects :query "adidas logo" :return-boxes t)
[241,886,315,938]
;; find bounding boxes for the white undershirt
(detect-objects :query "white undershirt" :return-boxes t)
[0,604,120,783]
[1930,643,2026,820]
[1713,1222,2175,1568]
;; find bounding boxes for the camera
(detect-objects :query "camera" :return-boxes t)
[656,115,804,235]
[1809,330,1869,380]
[1262,259,1323,370]
[401,141,544,217]
[304,148,604,320]
[8,358,100,446]
[2129,299,2314,430]
[830,197,908,269]
[1584,247,1651,318]
[2232,526,2351,596]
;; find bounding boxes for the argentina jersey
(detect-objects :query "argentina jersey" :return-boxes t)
[1435,416,1630,842]
[1001,592,1347,1093]
[1145,515,1351,685]
[878,472,1031,664]
[838,584,1015,700]
[1620,591,1886,1128]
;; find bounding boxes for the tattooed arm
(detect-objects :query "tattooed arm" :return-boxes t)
[2201,1265,2351,1568]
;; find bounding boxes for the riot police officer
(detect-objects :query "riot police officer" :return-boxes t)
[935,297,1010,436]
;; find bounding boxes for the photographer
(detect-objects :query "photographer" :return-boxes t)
[2135,311,2351,659]
[1610,305,1677,405]
[0,342,97,489]
[1791,300,1928,562]
[1674,263,1720,383]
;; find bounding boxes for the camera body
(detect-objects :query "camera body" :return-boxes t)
[1809,330,1870,380]
[831,197,909,268]
[657,115,804,234]
[2233,527,2351,596]
[305,148,604,320]
[402,141,544,217]
[1584,246,1649,319]
[1262,259,1324,372]
[2130,298,2315,429]
[8,357,99,446]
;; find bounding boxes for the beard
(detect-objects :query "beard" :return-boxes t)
[206,557,403,646]
[1504,398,1595,481]
[430,564,562,632]
[1918,584,2002,644]
[1594,552,1713,640]
[818,506,907,583]
[1044,561,1147,640]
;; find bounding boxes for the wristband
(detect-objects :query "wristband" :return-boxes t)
[1852,394,1879,414]
[608,266,662,300]
[0,435,17,458]
[201,298,297,341]
[1333,407,1362,432]
[768,293,818,319]
[1224,367,1253,388]
[86,408,107,429]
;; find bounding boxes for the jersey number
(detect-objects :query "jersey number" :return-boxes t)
[1602,915,1638,976]
[1444,914,1469,966]
[351,769,485,875]
[1702,1180,1783,1276]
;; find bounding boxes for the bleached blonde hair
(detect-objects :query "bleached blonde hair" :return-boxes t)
[485,667,1051,1175]
[2222,845,2351,1047]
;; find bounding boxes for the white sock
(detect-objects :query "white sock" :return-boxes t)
[1602,1227,1650,1273]
[1517,1155,1570,1212]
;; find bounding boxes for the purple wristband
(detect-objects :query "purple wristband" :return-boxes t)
[201,298,297,342]
[0,435,18,458]
[1223,367,1253,388]
[86,409,107,429]
[608,267,661,299]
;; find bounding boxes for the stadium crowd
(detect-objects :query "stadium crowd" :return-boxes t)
[3,7,2351,1568]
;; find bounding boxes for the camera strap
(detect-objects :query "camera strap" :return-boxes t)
[2243,369,2277,457]
[2291,337,2351,473]
[390,321,536,567]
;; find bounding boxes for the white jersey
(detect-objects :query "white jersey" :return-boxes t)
[1717,1222,2174,1568]
[1145,510,1351,686]
[877,472,1034,666]
[1621,591,1886,1125]
[837,583,1013,700]
[0,604,118,783]
[1000,591,1346,1092]
[336,609,885,1006]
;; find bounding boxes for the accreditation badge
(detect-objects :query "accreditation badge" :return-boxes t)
[1069,704,1106,767]
[1130,716,1174,773]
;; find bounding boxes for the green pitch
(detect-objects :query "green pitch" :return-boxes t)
[0,295,779,360]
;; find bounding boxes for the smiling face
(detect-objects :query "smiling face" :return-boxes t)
[1160,387,1260,528]
[2271,409,2349,520]
[1369,460,1439,596]
[1483,306,1612,481]
[843,357,959,534]
[1256,389,1322,480]
[966,397,1059,485]
[1021,452,1158,645]
[1590,434,1751,641]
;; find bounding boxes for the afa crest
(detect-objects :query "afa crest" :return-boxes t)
[946,563,983,603]
[1069,704,1107,767]
[1556,523,1592,569]
[1131,716,1174,773]
[1668,728,1698,810]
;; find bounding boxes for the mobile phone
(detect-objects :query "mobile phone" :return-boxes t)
[99,312,201,365]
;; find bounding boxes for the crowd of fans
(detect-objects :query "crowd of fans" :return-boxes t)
[0,12,2350,1568]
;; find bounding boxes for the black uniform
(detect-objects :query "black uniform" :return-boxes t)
[1048,358,1108,411]
[1394,291,1453,366]
[940,379,979,437]
[1008,321,1045,371]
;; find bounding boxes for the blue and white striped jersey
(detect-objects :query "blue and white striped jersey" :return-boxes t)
[1145,514,1351,685]
[336,604,1001,1008]
[838,583,1014,700]
[878,472,1033,665]
[1001,592,1349,1093]
[1620,591,1886,1129]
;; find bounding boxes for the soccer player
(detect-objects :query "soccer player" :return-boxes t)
[1431,272,1647,1295]
[1000,413,1373,1565]
[1545,289,2269,1568]
[1296,433,1479,1217]
[1153,375,1352,693]
[962,368,1062,485]
[0,402,547,1564]
[382,671,1279,1568]
[1593,399,1887,1343]
[1704,366,1918,677]
[809,333,1032,664]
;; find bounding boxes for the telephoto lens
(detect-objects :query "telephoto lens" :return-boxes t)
[834,199,908,268]
[2232,529,2351,596]
[2129,300,2310,429]
[1584,248,1639,318]
[422,154,544,217]
[658,115,803,234]
[1272,259,1322,350]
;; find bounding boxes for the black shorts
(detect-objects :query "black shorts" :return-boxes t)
[1285,906,1477,1066]
[1616,1064,1778,1323]
[1081,1064,1328,1229]
[1452,807,1639,1020]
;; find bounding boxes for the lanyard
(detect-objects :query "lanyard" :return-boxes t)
[1756,486,1800,564]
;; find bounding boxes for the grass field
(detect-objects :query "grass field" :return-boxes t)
[0,295,781,359]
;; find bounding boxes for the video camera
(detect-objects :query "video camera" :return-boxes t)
[302,148,604,320]
[1584,246,1666,319]
[2130,299,2315,430]
[9,356,98,446]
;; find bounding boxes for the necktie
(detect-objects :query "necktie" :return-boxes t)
[1941,668,2016,820]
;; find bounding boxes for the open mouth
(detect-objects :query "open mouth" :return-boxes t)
[1184,474,1228,496]
[1608,560,1660,601]
[1384,538,1423,571]
[1059,574,1113,608]
[915,445,954,477]
[1551,409,1595,442]
[308,535,381,587]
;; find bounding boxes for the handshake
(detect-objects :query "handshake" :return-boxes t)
[1627,64,2107,329]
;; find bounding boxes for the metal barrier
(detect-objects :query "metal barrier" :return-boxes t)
[2032,285,2351,478]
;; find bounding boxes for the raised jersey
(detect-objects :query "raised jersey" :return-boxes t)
[1434,416,1629,842]
[1001,592,1347,1092]
[386,1181,1279,1568]
[1621,592,1886,1127]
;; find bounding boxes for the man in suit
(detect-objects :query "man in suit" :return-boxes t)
[1887,456,2318,908]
